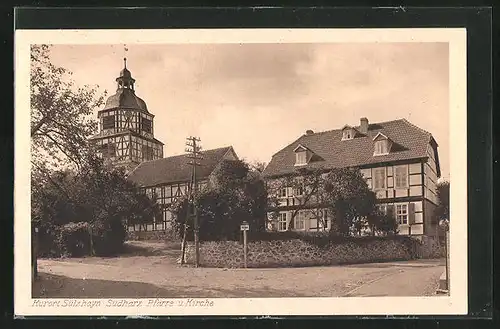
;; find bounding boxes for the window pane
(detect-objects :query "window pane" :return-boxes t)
[374,168,386,189]
[395,166,408,188]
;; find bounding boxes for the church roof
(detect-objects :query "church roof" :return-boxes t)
[102,88,149,113]
[127,146,237,187]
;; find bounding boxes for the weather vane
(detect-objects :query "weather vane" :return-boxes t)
[123,44,128,68]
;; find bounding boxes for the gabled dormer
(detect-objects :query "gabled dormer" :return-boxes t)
[372,132,393,156]
[341,125,357,141]
[293,144,310,166]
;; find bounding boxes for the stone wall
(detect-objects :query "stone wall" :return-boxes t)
[417,235,444,258]
[126,229,178,241]
[184,237,441,268]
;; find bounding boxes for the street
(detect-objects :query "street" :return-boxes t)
[33,241,445,298]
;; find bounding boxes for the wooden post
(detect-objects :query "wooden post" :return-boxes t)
[32,226,38,280]
[186,136,203,268]
[180,222,188,264]
[243,229,248,268]
[88,225,94,256]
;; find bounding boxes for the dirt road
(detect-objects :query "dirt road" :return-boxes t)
[33,241,444,298]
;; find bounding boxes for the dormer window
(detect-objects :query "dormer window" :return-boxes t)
[293,144,309,166]
[374,140,389,155]
[296,151,307,165]
[342,129,353,140]
[341,125,356,140]
[373,132,392,156]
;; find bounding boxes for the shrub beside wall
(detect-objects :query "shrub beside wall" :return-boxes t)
[185,236,442,268]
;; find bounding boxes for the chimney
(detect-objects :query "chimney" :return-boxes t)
[360,117,369,134]
[305,129,314,135]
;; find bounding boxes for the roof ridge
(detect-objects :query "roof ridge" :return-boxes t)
[137,145,233,165]
[303,118,405,137]
[401,118,432,136]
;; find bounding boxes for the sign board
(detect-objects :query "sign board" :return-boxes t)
[240,223,250,231]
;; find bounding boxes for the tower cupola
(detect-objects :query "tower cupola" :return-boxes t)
[116,58,135,91]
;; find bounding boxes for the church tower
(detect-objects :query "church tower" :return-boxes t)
[89,57,164,172]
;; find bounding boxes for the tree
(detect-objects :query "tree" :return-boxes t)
[32,153,160,256]
[435,180,450,221]
[30,44,106,170]
[267,167,326,231]
[268,167,378,236]
[250,161,267,173]
[366,210,399,236]
[172,159,268,241]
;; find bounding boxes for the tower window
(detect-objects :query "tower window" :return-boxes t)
[142,144,154,161]
[103,115,115,129]
[141,117,152,133]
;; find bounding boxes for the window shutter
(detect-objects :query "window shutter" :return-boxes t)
[408,203,416,225]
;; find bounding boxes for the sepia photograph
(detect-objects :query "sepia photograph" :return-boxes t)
[15,28,467,316]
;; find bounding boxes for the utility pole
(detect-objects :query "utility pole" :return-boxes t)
[186,136,203,267]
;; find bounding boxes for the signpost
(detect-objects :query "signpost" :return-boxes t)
[240,221,249,268]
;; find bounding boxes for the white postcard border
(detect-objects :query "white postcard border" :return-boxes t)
[14,28,467,316]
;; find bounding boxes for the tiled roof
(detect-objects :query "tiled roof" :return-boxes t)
[263,119,437,178]
[127,146,235,187]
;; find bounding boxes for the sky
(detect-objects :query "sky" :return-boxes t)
[47,42,449,180]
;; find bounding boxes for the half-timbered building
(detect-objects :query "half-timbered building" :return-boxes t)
[263,117,441,237]
[89,58,164,172]
[126,146,239,231]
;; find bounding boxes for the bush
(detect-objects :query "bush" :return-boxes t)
[90,216,127,256]
[57,222,91,257]
[34,217,127,258]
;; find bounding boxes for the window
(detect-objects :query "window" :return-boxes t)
[142,144,154,161]
[395,166,408,188]
[321,209,329,229]
[278,213,288,231]
[295,212,305,230]
[342,129,353,140]
[278,187,288,198]
[396,204,408,225]
[141,117,152,133]
[295,151,307,165]
[293,185,304,196]
[102,115,115,129]
[374,140,389,155]
[100,143,115,158]
[373,168,386,189]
